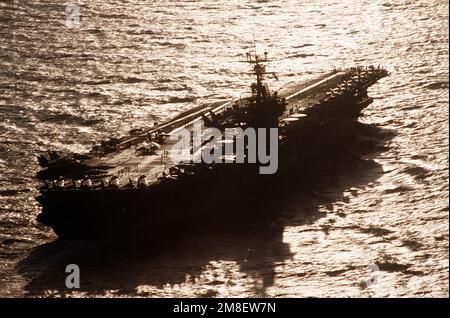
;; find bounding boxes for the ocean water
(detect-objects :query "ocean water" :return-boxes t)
[0,0,448,297]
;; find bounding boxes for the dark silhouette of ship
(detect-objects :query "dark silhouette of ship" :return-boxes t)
[35,48,388,239]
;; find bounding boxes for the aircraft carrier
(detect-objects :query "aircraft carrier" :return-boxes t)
[35,50,388,240]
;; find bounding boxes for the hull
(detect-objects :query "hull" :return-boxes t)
[37,94,377,240]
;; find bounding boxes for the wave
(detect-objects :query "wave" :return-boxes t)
[0,189,30,197]
[123,76,147,84]
[83,80,112,85]
[126,29,158,36]
[165,96,197,104]
[402,166,431,179]
[290,53,315,59]
[383,185,414,194]
[293,44,314,49]
[423,81,449,90]
[37,112,102,126]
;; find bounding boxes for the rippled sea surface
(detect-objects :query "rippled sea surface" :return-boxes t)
[0,0,448,297]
